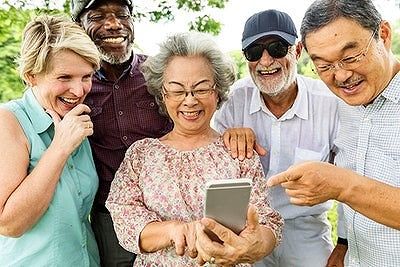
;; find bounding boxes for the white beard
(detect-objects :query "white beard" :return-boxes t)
[99,43,133,65]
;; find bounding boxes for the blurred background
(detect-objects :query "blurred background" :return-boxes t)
[1,0,399,243]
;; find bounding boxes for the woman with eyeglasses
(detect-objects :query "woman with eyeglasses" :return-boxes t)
[105,32,283,266]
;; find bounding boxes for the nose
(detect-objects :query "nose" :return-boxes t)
[258,49,274,65]
[332,66,353,84]
[104,14,123,30]
[70,81,86,97]
[182,92,198,106]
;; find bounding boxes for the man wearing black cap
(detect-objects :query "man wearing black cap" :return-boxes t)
[70,1,173,266]
[214,9,339,266]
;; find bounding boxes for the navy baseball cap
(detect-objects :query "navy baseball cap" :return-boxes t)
[242,9,298,50]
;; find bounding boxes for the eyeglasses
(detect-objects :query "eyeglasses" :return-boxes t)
[243,40,290,62]
[313,26,379,75]
[162,83,216,102]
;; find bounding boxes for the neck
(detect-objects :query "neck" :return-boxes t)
[100,58,131,81]
[161,127,220,150]
[262,81,298,119]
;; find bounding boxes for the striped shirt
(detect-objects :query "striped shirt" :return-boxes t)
[335,71,400,266]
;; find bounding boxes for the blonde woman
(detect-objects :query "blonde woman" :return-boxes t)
[0,15,100,266]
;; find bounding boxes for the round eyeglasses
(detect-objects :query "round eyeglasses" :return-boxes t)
[162,83,216,102]
[313,26,379,75]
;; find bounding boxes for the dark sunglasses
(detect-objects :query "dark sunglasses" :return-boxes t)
[243,40,290,62]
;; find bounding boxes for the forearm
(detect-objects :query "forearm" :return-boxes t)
[0,144,69,236]
[339,172,400,229]
[139,221,177,253]
[254,226,276,260]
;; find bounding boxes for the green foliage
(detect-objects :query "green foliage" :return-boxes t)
[140,0,227,35]
[328,201,338,244]
[297,50,319,78]
[189,15,221,35]
[0,7,30,102]
[0,0,229,103]
[0,5,70,103]
[228,51,248,80]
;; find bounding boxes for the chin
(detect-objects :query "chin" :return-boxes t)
[99,46,132,65]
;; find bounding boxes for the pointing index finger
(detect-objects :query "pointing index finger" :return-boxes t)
[267,170,297,187]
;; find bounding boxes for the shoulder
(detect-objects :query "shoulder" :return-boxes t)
[0,107,28,147]
[126,138,158,155]
[230,76,256,93]
[297,75,336,98]
[135,53,148,64]
[225,76,258,102]
[0,107,19,125]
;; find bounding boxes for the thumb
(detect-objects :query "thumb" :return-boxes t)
[246,204,259,230]
[46,109,61,127]
[254,142,267,156]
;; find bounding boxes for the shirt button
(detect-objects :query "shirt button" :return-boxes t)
[118,110,123,116]
[150,102,155,107]
[122,136,128,141]
[68,165,74,170]
[114,84,119,90]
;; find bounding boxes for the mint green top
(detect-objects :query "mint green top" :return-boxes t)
[0,89,100,267]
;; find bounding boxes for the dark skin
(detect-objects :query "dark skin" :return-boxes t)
[79,0,134,81]
[78,1,267,262]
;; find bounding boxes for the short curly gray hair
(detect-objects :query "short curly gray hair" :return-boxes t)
[141,31,236,116]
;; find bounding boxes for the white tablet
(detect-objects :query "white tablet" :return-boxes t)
[204,178,252,234]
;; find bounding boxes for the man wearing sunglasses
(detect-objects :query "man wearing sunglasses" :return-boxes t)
[214,9,339,267]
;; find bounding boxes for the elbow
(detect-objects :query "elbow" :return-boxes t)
[0,221,27,238]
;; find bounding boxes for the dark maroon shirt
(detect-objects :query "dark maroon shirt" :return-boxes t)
[85,54,173,207]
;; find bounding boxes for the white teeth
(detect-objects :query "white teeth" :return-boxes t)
[182,111,200,116]
[60,97,79,104]
[103,37,124,44]
[259,69,278,75]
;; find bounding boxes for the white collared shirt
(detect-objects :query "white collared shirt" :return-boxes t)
[213,75,339,219]
[335,72,400,266]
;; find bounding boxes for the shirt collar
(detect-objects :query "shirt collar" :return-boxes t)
[249,76,309,120]
[23,88,53,134]
[94,53,135,81]
[380,71,400,104]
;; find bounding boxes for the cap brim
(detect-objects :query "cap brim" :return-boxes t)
[242,31,296,50]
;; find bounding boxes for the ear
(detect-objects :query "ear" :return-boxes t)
[295,42,303,60]
[379,20,392,49]
[25,73,37,87]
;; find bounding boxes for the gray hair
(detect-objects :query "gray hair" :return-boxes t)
[141,31,236,116]
[300,0,382,51]
[18,15,100,85]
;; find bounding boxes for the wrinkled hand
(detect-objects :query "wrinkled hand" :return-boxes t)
[326,244,347,267]
[169,221,198,258]
[47,104,93,155]
[222,127,267,160]
[267,161,352,205]
[196,205,272,266]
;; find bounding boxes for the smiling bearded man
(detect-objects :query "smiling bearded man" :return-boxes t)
[70,0,174,266]
[213,9,340,267]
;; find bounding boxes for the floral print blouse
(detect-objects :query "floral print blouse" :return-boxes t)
[106,137,283,267]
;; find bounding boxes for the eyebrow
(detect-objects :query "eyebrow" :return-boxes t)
[167,79,212,88]
[310,40,359,62]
